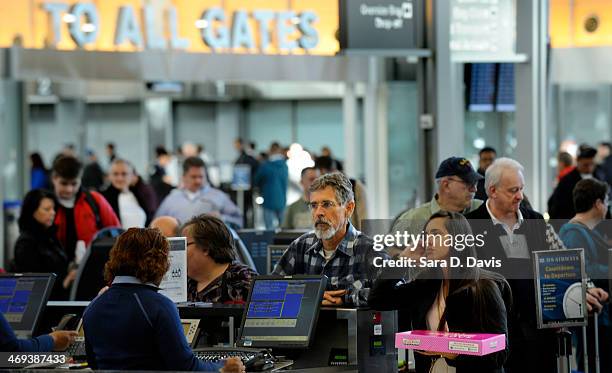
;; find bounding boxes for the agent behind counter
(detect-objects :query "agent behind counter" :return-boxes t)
[82,228,244,372]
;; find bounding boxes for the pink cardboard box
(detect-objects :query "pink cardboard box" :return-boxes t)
[395,330,506,356]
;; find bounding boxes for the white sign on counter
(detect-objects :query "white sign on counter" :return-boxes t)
[159,237,188,303]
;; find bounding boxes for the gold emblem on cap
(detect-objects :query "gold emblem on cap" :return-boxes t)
[459,158,470,167]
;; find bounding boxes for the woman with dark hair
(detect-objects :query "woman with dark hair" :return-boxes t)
[82,228,244,372]
[30,152,50,190]
[13,189,72,300]
[369,211,512,373]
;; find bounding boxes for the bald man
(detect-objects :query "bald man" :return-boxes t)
[150,216,179,237]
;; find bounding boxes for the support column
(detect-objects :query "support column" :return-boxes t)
[515,0,548,211]
[363,57,389,219]
[343,82,358,178]
[0,77,27,267]
[425,0,465,198]
[56,99,86,156]
[144,97,173,161]
[216,102,240,163]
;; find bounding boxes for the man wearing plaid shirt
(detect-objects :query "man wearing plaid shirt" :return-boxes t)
[272,172,387,307]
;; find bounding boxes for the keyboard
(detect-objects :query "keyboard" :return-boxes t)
[65,341,87,358]
[194,347,276,370]
[193,347,260,363]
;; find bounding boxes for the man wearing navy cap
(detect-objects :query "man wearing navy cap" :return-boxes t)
[390,157,484,256]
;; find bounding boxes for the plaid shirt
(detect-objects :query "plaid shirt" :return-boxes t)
[187,262,257,304]
[272,222,387,306]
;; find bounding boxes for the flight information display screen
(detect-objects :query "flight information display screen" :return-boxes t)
[495,63,515,112]
[466,63,515,112]
[467,63,496,112]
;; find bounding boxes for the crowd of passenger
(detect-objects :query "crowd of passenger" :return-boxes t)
[5,139,612,373]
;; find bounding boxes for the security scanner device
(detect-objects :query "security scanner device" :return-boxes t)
[0,273,56,338]
[295,307,398,371]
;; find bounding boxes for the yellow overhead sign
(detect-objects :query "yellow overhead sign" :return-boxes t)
[550,0,612,48]
[0,0,340,55]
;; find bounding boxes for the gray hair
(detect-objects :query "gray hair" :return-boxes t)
[484,157,524,196]
[434,177,449,190]
[309,172,354,205]
[110,158,134,172]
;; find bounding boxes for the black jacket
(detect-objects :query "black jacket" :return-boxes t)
[101,180,157,226]
[464,204,558,373]
[465,204,546,328]
[547,168,582,222]
[82,162,105,191]
[475,168,488,202]
[13,225,69,300]
[547,168,607,225]
[602,155,612,185]
[369,273,511,373]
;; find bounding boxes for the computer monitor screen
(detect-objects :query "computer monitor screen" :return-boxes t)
[237,230,276,274]
[237,275,327,348]
[0,273,56,338]
[267,245,288,274]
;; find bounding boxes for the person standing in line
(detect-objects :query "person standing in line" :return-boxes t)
[255,142,289,230]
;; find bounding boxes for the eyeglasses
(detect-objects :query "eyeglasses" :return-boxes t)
[186,241,196,247]
[307,200,340,211]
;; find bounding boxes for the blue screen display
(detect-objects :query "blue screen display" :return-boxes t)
[468,63,496,112]
[495,63,515,112]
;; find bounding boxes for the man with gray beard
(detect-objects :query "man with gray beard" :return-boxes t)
[272,172,387,306]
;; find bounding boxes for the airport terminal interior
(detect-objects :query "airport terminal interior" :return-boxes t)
[0,0,611,372]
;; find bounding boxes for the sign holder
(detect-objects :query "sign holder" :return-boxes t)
[533,249,587,329]
[533,249,587,373]
[159,237,188,303]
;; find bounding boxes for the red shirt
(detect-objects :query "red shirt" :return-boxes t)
[54,190,120,252]
[557,166,575,182]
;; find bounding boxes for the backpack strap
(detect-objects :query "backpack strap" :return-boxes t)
[83,190,103,230]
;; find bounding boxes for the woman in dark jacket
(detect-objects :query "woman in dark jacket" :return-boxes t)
[13,189,71,300]
[369,211,512,373]
[101,159,157,228]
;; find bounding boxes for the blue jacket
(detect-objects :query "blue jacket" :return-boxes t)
[559,223,608,282]
[559,222,609,326]
[82,277,222,371]
[254,156,288,211]
[0,312,53,352]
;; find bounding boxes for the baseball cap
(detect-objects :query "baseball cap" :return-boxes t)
[435,157,483,184]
